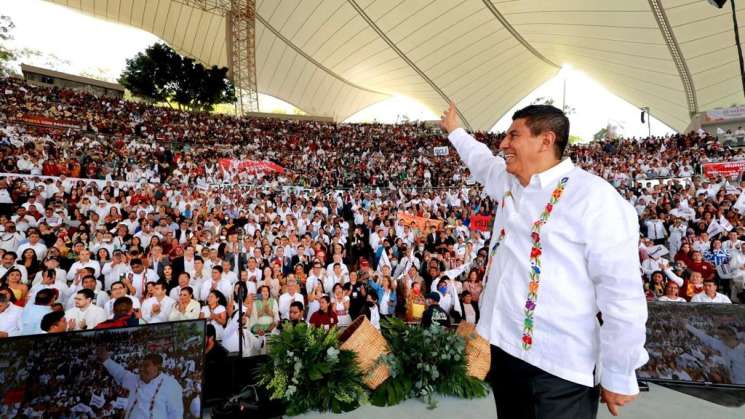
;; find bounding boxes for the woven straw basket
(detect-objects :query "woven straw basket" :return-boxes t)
[456,322,491,380]
[339,315,391,389]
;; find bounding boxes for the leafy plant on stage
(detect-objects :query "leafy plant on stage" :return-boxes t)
[256,323,367,415]
[370,317,488,408]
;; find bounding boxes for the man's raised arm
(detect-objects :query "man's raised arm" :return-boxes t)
[440,102,505,199]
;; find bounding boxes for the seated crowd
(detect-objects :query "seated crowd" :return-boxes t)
[0,76,742,357]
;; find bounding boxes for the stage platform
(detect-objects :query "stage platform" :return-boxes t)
[270,383,743,419]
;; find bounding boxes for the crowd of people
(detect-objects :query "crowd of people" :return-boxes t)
[0,75,743,360]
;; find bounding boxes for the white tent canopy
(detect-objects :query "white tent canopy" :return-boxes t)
[48,0,745,132]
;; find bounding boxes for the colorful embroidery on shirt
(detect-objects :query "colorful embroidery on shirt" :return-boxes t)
[521,176,569,350]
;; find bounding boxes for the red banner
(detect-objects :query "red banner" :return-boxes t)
[218,158,285,174]
[703,161,745,178]
[469,214,493,232]
[18,115,82,130]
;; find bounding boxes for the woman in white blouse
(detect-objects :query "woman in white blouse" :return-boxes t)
[200,290,227,340]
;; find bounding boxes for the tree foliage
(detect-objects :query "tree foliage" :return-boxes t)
[118,43,235,111]
[0,15,16,77]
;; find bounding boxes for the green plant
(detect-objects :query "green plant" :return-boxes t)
[370,317,488,408]
[256,323,367,415]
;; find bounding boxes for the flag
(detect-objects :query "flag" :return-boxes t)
[90,393,105,409]
[734,190,745,214]
[377,249,391,273]
[708,219,725,237]
[720,216,734,232]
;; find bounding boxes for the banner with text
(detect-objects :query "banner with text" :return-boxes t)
[218,158,285,174]
[702,161,745,178]
[703,106,745,124]
[468,214,493,232]
[17,115,82,130]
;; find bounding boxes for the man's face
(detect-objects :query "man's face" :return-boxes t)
[111,283,126,298]
[289,306,302,321]
[139,360,159,383]
[2,254,13,267]
[153,284,165,298]
[132,264,144,274]
[500,118,553,180]
[704,282,717,297]
[211,269,221,281]
[74,294,90,309]
[79,250,90,262]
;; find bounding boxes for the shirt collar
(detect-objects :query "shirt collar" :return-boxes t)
[533,158,575,189]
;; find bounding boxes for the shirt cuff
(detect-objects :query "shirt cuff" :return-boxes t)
[600,369,639,396]
[447,127,468,144]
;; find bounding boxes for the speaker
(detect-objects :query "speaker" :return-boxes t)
[708,0,728,8]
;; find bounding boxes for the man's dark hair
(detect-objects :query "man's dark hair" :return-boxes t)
[212,265,223,273]
[35,288,55,305]
[77,288,95,301]
[113,296,133,315]
[512,105,570,158]
[143,353,163,367]
[41,310,65,332]
[290,301,304,314]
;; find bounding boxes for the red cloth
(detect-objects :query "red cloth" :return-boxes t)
[686,260,716,281]
[308,310,338,329]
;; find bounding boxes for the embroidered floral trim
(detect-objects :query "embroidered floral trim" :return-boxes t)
[521,176,569,350]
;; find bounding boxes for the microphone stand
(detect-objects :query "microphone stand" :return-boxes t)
[236,241,246,357]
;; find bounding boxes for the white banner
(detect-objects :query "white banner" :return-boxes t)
[0,172,138,189]
[433,146,449,156]
[735,190,745,214]
[704,106,745,123]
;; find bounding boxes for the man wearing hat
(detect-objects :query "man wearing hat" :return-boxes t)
[420,292,450,328]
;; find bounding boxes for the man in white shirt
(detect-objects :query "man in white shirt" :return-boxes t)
[16,229,47,261]
[0,290,22,337]
[98,350,183,418]
[0,251,28,284]
[442,103,646,418]
[199,266,232,303]
[691,279,732,304]
[67,249,101,282]
[28,268,69,305]
[278,278,304,320]
[66,289,107,330]
[104,281,141,318]
[141,281,176,323]
[67,275,109,309]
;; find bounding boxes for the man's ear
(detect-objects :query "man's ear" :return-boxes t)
[541,131,556,153]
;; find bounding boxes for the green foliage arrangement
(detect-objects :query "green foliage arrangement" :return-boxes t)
[370,317,489,408]
[256,323,368,415]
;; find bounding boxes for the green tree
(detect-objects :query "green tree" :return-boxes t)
[0,15,16,77]
[119,43,235,111]
[593,127,608,141]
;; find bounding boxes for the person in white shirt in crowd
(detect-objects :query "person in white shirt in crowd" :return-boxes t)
[141,281,176,323]
[278,277,304,320]
[31,256,66,287]
[168,272,192,301]
[0,221,24,253]
[657,282,686,303]
[101,250,129,291]
[220,259,238,286]
[722,230,743,255]
[0,288,22,337]
[200,289,228,340]
[125,258,159,301]
[98,350,183,419]
[442,102,646,418]
[691,278,732,304]
[11,207,36,233]
[325,263,347,294]
[168,286,201,321]
[0,251,28,284]
[28,268,69,305]
[65,288,107,330]
[104,281,141,318]
[66,274,109,309]
[199,266,232,304]
[66,249,100,282]
[16,229,47,261]
[644,214,667,246]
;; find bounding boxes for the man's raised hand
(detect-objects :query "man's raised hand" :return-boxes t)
[440,101,460,134]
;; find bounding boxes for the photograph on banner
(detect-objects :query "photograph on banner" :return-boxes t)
[396,211,443,232]
[0,320,205,418]
[638,303,745,386]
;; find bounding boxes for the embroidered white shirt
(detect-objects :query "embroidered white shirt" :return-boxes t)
[449,128,648,395]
